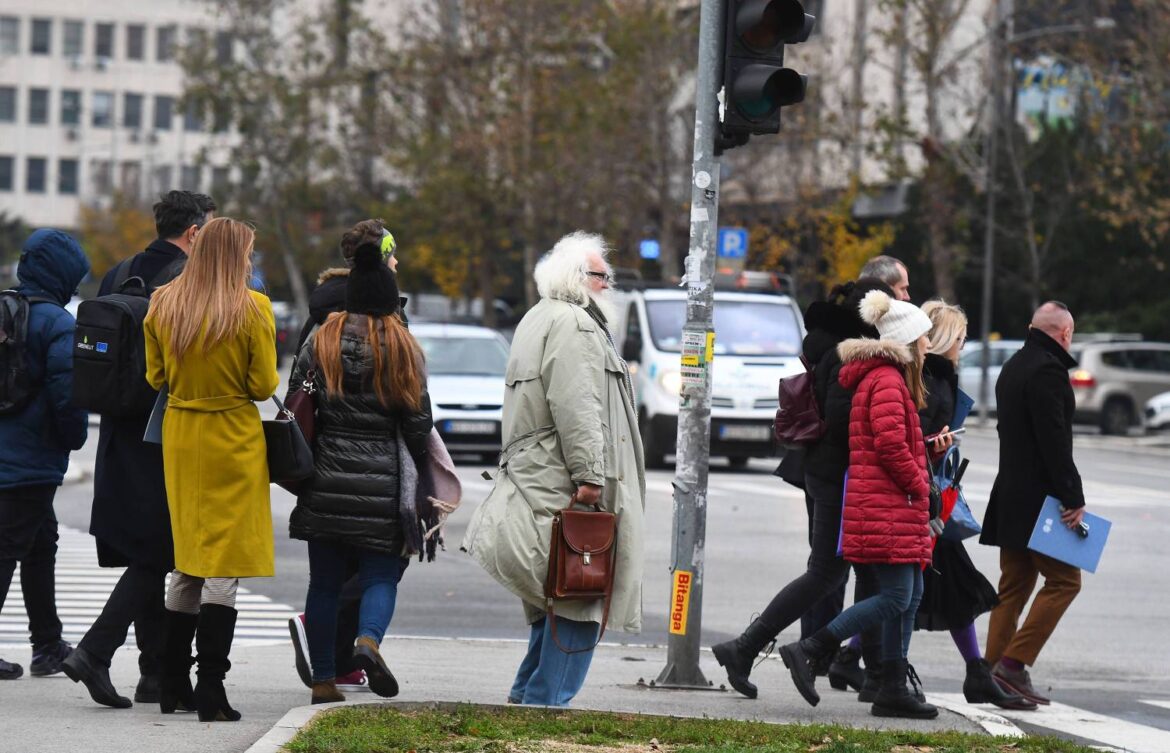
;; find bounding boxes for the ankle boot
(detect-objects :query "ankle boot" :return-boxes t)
[778,629,838,707]
[311,680,346,705]
[871,658,938,719]
[964,658,1037,710]
[352,636,398,698]
[194,604,241,722]
[159,610,198,714]
[828,645,864,691]
[856,640,883,703]
[711,618,776,699]
[61,647,132,709]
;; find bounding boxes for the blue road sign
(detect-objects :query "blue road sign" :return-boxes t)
[717,227,748,258]
[639,239,661,260]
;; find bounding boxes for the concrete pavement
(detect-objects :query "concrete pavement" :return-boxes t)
[0,635,1004,753]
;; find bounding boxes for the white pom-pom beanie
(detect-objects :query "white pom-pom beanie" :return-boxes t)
[858,290,932,345]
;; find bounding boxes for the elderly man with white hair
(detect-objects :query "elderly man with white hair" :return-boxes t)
[462,231,646,707]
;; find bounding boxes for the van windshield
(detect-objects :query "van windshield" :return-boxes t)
[646,299,802,356]
[416,336,509,376]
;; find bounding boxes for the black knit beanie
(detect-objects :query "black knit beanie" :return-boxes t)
[345,243,400,316]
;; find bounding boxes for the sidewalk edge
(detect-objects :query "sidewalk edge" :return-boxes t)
[928,694,1025,738]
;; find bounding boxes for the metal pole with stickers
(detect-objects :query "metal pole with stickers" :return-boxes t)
[652,0,722,690]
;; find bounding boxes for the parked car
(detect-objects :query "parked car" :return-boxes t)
[1144,391,1170,431]
[957,339,1025,414]
[412,323,509,462]
[1069,339,1170,435]
[270,301,302,361]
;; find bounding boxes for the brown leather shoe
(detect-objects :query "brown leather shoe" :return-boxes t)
[353,636,399,698]
[992,661,1051,705]
[311,680,345,705]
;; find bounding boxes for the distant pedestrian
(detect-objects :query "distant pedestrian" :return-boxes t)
[913,300,1034,710]
[981,302,1086,706]
[462,232,646,707]
[0,229,90,681]
[778,290,938,719]
[859,255,911,302]
[286,219,406,694]
[143,217,280,722]
[63,190,216,710]
[287,237,433,705]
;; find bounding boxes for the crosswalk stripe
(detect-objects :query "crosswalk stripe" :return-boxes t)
[0,525,299,650]
[1140,699,1170,711]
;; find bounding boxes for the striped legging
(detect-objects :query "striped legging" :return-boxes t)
[165,570,238,613]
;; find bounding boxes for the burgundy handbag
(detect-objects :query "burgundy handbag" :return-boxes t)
[545,494,617,654]
[773,354,826,447]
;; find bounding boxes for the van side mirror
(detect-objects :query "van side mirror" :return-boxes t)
[622,338,641,363]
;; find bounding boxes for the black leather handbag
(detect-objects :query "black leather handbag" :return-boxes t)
[263,396,314,490]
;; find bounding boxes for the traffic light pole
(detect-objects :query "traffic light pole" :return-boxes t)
[653,0,724,691]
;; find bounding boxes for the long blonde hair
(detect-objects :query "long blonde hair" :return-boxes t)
[921,299,968,365]
[314,312,425,411]
[147,217,260,362]
[904,354,927,410]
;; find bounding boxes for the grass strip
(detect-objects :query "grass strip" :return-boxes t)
[286,703,1099,753]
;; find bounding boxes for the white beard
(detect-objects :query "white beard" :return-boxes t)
[589,291,617,325]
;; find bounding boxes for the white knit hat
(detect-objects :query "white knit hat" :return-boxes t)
[858,290,932,345]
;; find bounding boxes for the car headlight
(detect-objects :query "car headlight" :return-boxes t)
[658,369,682,396]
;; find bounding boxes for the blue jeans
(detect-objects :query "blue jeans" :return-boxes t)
[508,613,599,706]
[305,540,408,682]
[824,563,923,661]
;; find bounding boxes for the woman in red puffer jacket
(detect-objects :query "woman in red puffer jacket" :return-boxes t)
[778,290,938,720]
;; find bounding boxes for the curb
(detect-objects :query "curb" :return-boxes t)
[928,693,1025,738]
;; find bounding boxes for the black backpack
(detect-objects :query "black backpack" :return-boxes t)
[71,258,184,417]
[0,290,54,415]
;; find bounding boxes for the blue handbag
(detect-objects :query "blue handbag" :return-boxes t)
[933,446,982,541]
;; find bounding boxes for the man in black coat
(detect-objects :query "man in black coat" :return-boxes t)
[981,301,1086,706]
[62,191,216,709]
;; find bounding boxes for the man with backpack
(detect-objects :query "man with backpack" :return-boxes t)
[61,191,216,709]
[0,229,91,681]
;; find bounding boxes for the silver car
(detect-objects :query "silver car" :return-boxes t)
[958,340,1025,415]
[1069,341,1170,435]
[412,323,510,462]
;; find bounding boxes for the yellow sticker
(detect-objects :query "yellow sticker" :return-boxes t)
[669,570,693,635]
[705,332,715,362]
[681,355,700,367]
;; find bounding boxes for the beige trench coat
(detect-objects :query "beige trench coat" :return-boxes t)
[462,298,646,632]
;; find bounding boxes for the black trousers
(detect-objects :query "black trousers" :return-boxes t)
[800,485,848,639]
[78,562,167,674]
[0,484,63,651]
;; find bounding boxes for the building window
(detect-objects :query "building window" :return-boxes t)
[212,101,231,133]
[184,99,204,132]
[126,24,145,61]
[58,159,78,195]
[156,25,176,62]
[0,17,18,56]
[90,159,112,194]
[215,31,233,64]
[95,22,114,59]
[180,164,201,191]
[26,157,47,193]
[211,166,231,192]
[60,89,81,126]
[120,161,142,197]
[0,86,15,123]
[30,18,51,55]
[123,93,143,129]
[92,91,113,128]
[63,20,84,57]
[154,95,173,130]
[0,156,13,191]
[152,164,173,195]
[28,88,49,125]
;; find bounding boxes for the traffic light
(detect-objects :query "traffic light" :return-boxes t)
[718,0,815,152]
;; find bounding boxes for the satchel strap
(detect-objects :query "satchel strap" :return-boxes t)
[547,532,616,655]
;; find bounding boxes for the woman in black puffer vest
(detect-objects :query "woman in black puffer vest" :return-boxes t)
[287,240,432,705]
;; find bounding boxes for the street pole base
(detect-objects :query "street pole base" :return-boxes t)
[647,661,718,691]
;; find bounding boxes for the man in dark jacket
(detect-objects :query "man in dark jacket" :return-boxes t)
[981,301,1085,706]
[61,191,216,709]
[0,229,90,681]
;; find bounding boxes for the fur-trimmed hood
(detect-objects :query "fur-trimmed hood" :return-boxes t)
[837,337,914,391]
[317,267,350,284]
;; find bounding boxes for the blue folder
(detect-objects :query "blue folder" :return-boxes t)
[1028,496,1111,573]
[143,385,167,445]
[952,388,975,429]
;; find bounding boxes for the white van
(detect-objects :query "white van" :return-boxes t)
[610,283,806,468]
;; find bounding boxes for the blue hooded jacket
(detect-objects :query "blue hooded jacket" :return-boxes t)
[0,229,91,490]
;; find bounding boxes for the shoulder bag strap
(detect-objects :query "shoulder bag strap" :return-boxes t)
[110,259,133,292]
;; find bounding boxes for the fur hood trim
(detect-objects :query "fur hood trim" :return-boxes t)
[317,267,350,284]
[837,337,914,366]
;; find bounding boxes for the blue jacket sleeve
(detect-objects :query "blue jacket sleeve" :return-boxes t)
[43,311,88,450]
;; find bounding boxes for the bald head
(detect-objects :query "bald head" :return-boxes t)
[1030,301,1075,351]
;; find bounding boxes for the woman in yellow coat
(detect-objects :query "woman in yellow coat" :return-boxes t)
[143,217,279,722]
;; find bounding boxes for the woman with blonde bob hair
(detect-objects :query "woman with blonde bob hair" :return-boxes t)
[144,217,280,722]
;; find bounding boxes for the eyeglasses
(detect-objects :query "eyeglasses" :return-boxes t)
[586,271,613,284]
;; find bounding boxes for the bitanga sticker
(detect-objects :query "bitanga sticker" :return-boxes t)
[670,570,693,635]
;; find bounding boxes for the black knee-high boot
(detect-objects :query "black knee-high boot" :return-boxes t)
[159,610,197,714]
[194,604,241,722]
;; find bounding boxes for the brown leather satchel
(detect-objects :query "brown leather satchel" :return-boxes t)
[545,495,617,654]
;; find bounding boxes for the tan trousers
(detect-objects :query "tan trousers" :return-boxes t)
[985,549,1081,667]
